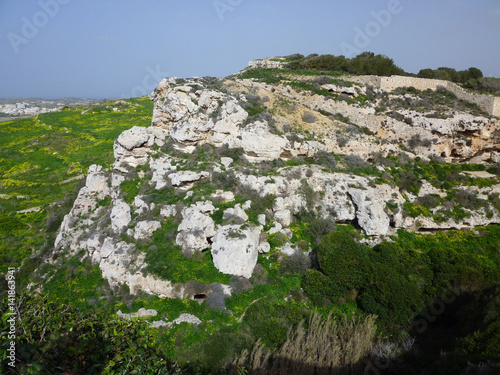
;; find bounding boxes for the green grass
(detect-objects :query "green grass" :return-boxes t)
[140,218,231,284]
[0,97,153,273]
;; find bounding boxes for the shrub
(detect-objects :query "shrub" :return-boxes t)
[302,112,317,123]
[302,269,334,305]
[317,231,370,294]
[313,150,337,171]
[212,170,239,190]
[416,194,440,208]
[306,216,337,244]
[215,144,244,163]
[242,299,309,347]
[343,154,370,169]
[280,252,311,275]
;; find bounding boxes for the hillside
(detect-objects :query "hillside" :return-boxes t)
[1,58,500,374]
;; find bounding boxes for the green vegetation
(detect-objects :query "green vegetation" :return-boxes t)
[0,97,153,274]
[140,219,231,284]
[418,66,500,96]
[284,52,406,76]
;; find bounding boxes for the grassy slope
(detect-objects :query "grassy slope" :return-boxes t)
[0,97,153,273]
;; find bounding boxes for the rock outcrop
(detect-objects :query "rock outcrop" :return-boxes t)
[53,70,500,304]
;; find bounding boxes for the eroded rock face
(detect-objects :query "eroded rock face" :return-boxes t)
[211,225,261,278]
[53,73,500,304]
[348,188,390,236]
[111,200,131,233]
[176,204,216,255]
[134,221,161,239]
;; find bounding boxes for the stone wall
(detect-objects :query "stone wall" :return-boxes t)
[360,75,500,117]
[248,58,287,69]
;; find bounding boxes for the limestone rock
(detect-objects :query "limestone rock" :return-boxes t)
[111,200,132,233]
[274,209,292,227]
[169,171,209,186]
[86,165,108,193]
[348,188,390,236]
[171,313,202,326]
[240,121,289,161]
[150,320,169,328]
[221,157,233,168]
[176,229,209,254]
[116,126,150,151]
[223,204,249,223]
[117,308,158,320]
[134,221,161,239]
[178,206,216,237]
[150,156,177,189]
[176,205,216,254]
[211,225,261,278]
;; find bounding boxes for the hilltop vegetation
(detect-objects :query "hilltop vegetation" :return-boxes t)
[268,52,500,96]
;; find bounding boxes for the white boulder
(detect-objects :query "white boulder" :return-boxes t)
[211,225,261,278]
[111,200,131,233]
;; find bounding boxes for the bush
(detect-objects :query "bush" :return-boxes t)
[302,112,317,124]
[306,217,337,244]
[242,299,309,347]
[212,170,239,190]
[343,154,370,169]
[313,150,337,171]
[317,231,370,294]
[280,252,311,275]
[302,269,334,304]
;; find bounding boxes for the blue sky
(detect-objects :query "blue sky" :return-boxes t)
[0,0,499,99]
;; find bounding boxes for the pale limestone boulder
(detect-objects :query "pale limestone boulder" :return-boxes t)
[134,221,161,239]
[169,171,209,186]
[258,214,266,226]
[150,320,168,328]
[176,205,216,254]
[274,209,292,227]
[111,200,131,233]
[178,206,216,238]
[170,117,213,144]
[240,121,289,161]
[134,196,149,215]
[211,225,261,278]
[86,165,108,193]
[258,242,271,254]
[170,313,202,326]
[269,222,283,235]
[213,190,235,202]
[279,243,297,256]
[348,188,390,236]
[117,308,158,320]
[150,156,177,189]
[223,204,248,223]
[116,126,150,150]
[100,237,116,259]
[160,204,178,218]
[221,157,233,168]
[176,229,209,254]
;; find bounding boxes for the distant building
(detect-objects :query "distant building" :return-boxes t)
[16,103,26,109]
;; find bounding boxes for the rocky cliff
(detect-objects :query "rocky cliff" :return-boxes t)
[53,70,500,300]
